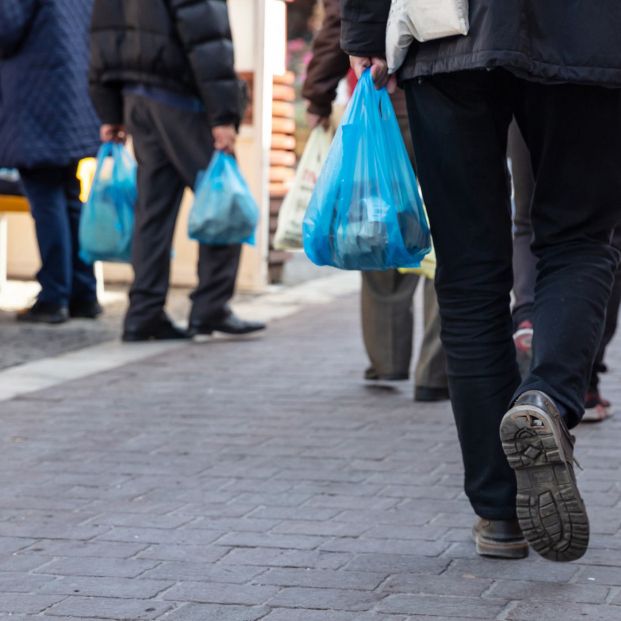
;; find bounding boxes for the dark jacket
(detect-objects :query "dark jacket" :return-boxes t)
[89,0,243,128]
[302,0,350,117]
[341,1,621,88]
[0,0,101,169]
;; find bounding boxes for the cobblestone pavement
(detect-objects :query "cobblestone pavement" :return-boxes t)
[0,293,620,620]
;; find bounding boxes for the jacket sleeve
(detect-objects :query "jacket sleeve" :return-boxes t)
[169,0,242,128]
[88,0,124,125]
[301,0,351,118]
[340,0,390,57]
[0,0,38,59]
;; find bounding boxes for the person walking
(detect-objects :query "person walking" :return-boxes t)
[341,1,621,561]
[0,0,102,324]
[509,121,621,421]
[303,0,448,400]
[89,0,265,341]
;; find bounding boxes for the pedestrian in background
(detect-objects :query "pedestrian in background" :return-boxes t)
[303,0,448,400]
[342,0,621,562]
[89,0,265,342]
[0,0,101,324]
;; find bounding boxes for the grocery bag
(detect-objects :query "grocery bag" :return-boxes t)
[386,0,469,73]
[79,142,136,264]
[274,126,332,251]
[303,69,431,271]
[188,151,258,246]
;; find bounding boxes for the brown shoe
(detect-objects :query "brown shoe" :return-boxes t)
[472,517,528,559]
[500,390,589,562]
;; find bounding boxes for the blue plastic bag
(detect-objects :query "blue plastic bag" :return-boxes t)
[303,70,431,270]
[79,143,136,264]
[188,152,259,246]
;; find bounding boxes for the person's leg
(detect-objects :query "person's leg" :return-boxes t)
[63,162,98,307]
[18,167,73,308]
[405,70,518,521]
[514,83,621,427]
[414,277,449,399]
[360,270,417,380]
[144,101,245,327]
[508,120,537,328]
[123,95,186,334]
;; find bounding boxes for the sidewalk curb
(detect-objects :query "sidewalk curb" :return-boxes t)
[0,272,359,402]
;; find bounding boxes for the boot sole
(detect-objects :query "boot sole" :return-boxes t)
[500,405,589,562]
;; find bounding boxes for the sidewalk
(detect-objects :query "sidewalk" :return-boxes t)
[0,284,620,620]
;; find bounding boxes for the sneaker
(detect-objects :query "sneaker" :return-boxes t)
[16,300,68,325]
[583,391,612,423]
[472,517,528,559]
[500,390,589,562]
[513,320,533,379]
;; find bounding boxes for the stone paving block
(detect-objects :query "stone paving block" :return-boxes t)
[0,573,55,594]
[382,573,493,597]
[189,517,281,533]
[136,544,229,563]
[268,586,384,611]
[215,532,325,550]
[320,536,449,557]
[248,506,339,521]
[493,578,611,604]
[162,582,280,605]
[38,576,173,599]
[506,601,621,621]
[158,603,270,621]
[95,526,224,545]
[271,520,369,538]
[220,548,351,570]
[446,558,579,583]
[574,565,621,586]
[0,537,36,555]
[0,554,52,573]
[35,557,158,579]
[23,540,148,559]
[257,568,386,590]
[0,593,64,615]
[143,562,263,584]
[260,609,357,621]
[46,596,172,619]
[85,512,194,529]
[377,593,507,619]
[344,553,449,575]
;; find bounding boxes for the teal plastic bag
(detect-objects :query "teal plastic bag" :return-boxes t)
[188,151,258,246]
[303,70,431,270]
[79,143,136,264]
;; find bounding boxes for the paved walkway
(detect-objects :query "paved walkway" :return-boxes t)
[0,290,620,620]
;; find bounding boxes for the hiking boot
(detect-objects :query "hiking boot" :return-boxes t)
[513,320,533,379]
[472,517,528,559]
[500,390,589,562]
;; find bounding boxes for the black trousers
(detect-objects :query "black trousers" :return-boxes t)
[123,94,241,332]
[405,70,621,520]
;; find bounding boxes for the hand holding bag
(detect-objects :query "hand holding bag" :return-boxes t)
[386,0,469,73]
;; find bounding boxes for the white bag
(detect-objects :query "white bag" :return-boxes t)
[274,126,332,250]
[386,0,469,74]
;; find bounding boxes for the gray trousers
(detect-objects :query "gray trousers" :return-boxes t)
[123,94,241,332]
[361,270,447,389]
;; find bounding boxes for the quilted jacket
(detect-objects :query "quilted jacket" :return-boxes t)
[340,0,621,88]
[89,0,243,128]
[0,0,101,169]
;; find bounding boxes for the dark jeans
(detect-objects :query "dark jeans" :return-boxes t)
[18,163,97,307]
[405,69,621,520]
[123,94,241,332]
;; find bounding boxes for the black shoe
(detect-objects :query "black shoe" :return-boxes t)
[17,300,68,325]
[500,390,589,562]
[472,517,529,559]
[69,299,103,319]
[364,366,409,381]
[189,313,266,336]
[122,319,189,342]
[414,386,450,402]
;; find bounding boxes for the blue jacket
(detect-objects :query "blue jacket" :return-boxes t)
[0,0,100,169]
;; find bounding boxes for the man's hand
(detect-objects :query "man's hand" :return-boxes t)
[212,124,237,154]
[349,56,397,93]
[306,112,331,130]
[100,124,126,143]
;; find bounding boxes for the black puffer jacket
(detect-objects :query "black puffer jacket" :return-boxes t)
[341,0,621,88]
[89,0,243,127]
